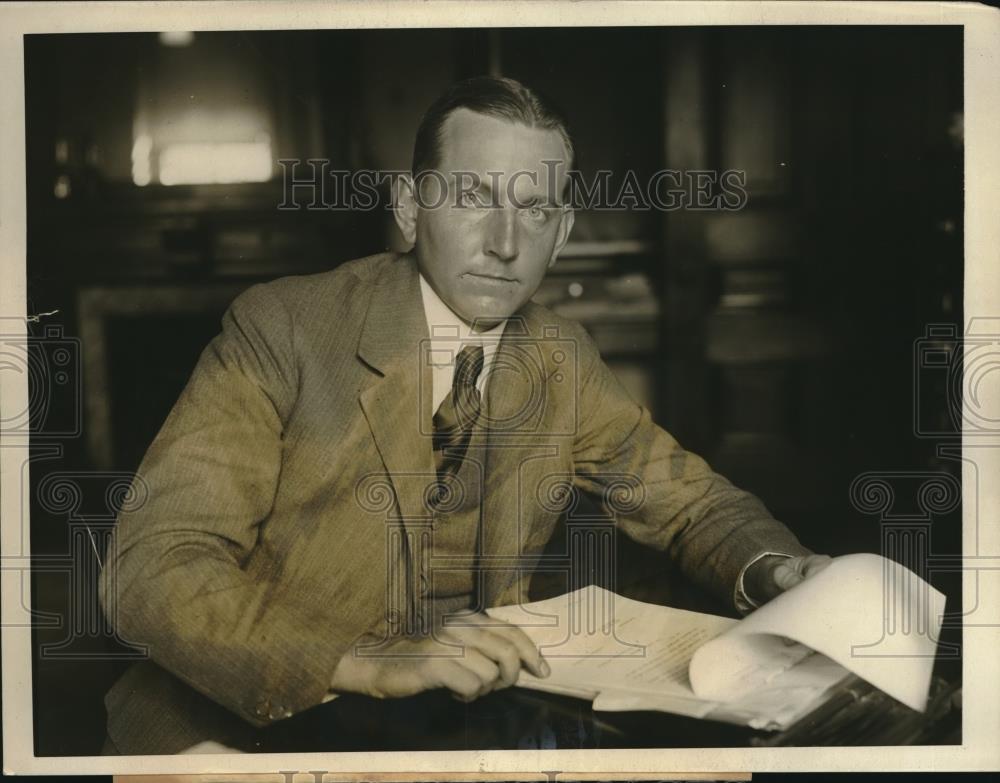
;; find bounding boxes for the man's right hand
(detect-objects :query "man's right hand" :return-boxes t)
[329,612,550,703]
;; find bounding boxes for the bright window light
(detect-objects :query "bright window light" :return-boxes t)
[158,139,273,186]
[131,133,153,186]
[132,37,276,188]
[159,31,195,47]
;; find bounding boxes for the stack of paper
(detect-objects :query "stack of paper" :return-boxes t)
[484,554,945,730]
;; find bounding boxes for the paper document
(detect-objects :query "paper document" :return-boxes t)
[486,554,945,729]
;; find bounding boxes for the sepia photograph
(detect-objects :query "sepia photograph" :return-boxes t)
[2,1,999,777]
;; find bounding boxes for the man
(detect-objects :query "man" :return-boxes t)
[99,76,829,754]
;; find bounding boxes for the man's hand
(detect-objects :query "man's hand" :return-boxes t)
[329,612,550,703]
[743,553,833,606]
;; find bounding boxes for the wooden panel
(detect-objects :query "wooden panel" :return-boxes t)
[707,311,832,364]
[705,210,799,264]
[717,29,793,198]
[660,28,713,447]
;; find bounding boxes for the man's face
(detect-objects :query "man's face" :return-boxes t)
[409,109,575,329]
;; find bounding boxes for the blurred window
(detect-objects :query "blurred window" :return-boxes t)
[131,32,275,186]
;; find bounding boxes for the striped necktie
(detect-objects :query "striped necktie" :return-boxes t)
[432,343,485,488]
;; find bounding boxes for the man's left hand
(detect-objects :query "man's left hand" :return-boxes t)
[744,553,833,606]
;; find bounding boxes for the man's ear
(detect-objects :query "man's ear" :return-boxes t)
[547,207,576,269]
[393,174,419,247]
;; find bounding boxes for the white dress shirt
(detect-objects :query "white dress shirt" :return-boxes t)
[418,273,508,415]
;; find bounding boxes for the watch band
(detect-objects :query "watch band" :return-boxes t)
[733,551,797,613]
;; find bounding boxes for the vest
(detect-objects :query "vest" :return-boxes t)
[412,395,490,631]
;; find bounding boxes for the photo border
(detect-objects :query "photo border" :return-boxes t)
[2,0,998,775]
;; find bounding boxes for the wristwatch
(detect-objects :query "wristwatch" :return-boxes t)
[733,551,796,613]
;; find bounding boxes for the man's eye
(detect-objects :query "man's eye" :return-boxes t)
[523,205,547,222]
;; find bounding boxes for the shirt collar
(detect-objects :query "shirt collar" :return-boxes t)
[418,272,507,360]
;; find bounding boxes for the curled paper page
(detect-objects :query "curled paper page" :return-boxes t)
[689,553,945,712]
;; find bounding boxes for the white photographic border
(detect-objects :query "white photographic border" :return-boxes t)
[2,0,998,775]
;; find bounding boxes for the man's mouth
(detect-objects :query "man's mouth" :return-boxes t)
[465,272,518,283]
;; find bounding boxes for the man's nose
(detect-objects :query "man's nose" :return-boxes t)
[484,206,519,262]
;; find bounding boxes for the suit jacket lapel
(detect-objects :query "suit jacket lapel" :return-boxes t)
[357,254,436,525]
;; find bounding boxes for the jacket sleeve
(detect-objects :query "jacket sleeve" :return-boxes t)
[98,283,355,728]
[569,326,811,609]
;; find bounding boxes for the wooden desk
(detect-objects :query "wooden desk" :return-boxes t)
[234,674,960,753]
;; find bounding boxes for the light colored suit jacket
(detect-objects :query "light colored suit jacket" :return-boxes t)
[99,251,809,753]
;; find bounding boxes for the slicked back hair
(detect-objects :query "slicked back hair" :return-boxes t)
[411,76,576,179]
